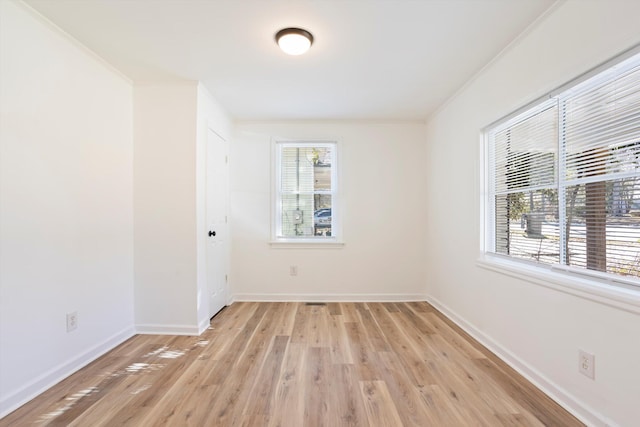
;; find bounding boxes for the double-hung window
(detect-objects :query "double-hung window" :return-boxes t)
[485,50,640,288]
[273,140,338,242]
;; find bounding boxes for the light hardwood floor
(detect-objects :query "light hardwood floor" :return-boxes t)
[1,302,583,426]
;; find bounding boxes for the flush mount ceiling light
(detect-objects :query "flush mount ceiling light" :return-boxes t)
[275,27,314,55]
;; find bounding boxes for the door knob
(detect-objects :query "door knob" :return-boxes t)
[208,230,216,237]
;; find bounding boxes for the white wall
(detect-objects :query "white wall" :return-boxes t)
[0,0,134,416]
[134,83,232,334]
[231,121,427,300]
[133,84,199,334]
[424,1,640,426]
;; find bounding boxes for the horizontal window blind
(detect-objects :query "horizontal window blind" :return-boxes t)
[561,58,640,276]
[281,147,316,193]
[490,104,559,264]
[487,50,640,285]
[493,104,558,193]
[563,62,640,180]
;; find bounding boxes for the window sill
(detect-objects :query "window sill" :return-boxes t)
[477,254,640,314]
[269,239,345,249]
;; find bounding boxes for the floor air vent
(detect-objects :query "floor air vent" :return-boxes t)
[305,302,327,306]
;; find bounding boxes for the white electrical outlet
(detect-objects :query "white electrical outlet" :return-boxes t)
[66,312,78,332]
[290,265,298,276]
[579,350,595,379]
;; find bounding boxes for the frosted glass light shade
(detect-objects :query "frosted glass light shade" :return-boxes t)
[275,28,313,55]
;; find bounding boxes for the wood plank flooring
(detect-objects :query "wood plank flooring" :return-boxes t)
[1,302,583,426]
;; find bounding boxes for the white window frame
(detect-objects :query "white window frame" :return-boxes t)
[480,46,640,313]
[270,139,343,248]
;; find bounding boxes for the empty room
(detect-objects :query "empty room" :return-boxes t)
[1,0,639,425]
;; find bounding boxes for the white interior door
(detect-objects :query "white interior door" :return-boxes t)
[206,129,228,318]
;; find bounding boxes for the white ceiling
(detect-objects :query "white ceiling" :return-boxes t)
[24,0,556,121]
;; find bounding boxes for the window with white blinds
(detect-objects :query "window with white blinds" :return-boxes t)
[486,50,640,286]
[274,141,337,240]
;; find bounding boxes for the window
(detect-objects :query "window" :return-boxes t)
[485,50,640,288]
[273,140,338,242]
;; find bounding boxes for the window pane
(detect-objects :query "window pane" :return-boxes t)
[314,163,331,191]
[280,194,314,237]
[313,196,332,237]
[495,189,560,264]
[564,65,640,180]
[313,147,332,191]
[565,178,640,277]
[494,105,557,193]
[281,146,333,193]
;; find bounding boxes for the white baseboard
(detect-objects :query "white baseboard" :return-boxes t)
[233,293,428,302]
[0,326,135,419]
[425,296,617,427]
[198,317,211,335]
[135,323,203,336]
